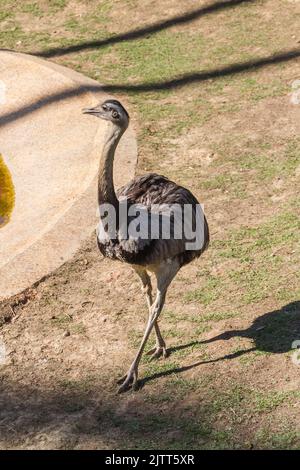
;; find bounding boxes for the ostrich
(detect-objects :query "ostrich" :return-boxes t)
[83,99,209,392]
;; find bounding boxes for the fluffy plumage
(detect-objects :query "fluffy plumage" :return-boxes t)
[97,173,209,267]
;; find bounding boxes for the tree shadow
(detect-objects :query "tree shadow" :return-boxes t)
[34,0,257,58]
[140,301,300,387]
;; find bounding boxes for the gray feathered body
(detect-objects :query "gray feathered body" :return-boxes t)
[97,173,209,268]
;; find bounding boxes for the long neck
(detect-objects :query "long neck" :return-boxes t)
[98,122,124,209]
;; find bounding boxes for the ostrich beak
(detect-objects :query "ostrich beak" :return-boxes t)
[82,106,102,116]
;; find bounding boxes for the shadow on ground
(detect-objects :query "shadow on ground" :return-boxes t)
[33,0,258,58]
[1,47,299,131]
[0,377,211,449]
[0,301,299,448]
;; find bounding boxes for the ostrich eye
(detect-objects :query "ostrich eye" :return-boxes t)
[112,111,119,119]
[102,104,107,111]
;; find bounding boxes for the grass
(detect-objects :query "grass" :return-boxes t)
[0,0,300,451]
[255,426,300,449]
[253,390,299,413]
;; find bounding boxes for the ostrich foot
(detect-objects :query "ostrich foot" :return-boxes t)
[117,367,138,393]
[146,345,168,360]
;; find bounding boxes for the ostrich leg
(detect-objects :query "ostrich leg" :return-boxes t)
[133,267,167,360]
[118,261,179,393]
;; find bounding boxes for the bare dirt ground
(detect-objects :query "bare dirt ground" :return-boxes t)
[0,0,300,449]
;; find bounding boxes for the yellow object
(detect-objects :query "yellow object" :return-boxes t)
[0,153,15,228]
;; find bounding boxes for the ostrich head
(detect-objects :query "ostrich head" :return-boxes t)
[83,99,129,129]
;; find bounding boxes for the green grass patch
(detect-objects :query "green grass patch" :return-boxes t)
[185,275,221,305]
